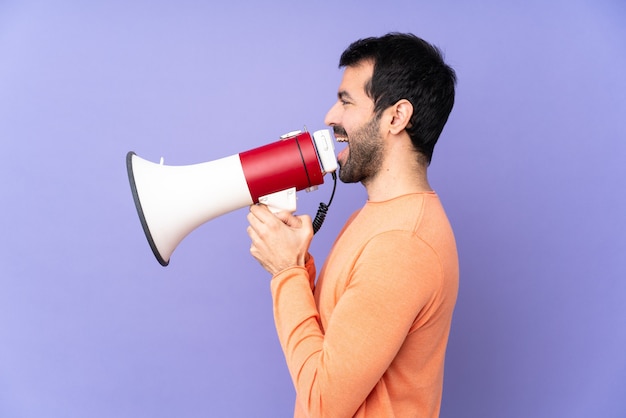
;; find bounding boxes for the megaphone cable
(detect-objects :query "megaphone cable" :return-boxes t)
[312,171,337,234]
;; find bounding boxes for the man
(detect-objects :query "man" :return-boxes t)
[247,33,458,418]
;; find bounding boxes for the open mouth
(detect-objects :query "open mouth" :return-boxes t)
[333,126,348,142]
[333,128,349,149]
[335,138,349,163]
[332,127,348,163]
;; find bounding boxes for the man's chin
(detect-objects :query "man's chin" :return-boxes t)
[338,168,360,184]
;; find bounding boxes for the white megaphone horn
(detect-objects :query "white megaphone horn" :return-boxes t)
[126,128,338,266]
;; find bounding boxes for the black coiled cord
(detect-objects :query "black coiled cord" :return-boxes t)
[312,172,337,234]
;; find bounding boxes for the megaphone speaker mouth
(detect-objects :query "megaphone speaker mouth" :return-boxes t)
[126,152,170,266]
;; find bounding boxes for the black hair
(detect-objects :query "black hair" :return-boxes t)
[339,33,456,164]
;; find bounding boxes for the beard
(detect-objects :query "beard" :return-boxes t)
[335,116,384,184]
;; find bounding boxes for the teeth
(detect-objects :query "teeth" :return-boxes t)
[336,136,348,142]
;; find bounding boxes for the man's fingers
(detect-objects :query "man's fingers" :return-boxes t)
[274,211,301,228]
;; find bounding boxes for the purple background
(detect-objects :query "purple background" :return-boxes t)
[1,1,625,417]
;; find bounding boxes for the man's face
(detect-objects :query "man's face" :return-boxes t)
[324,61,384,184]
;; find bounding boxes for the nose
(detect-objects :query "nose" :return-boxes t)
[324,101,341,127]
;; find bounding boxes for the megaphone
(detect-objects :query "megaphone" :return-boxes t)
[126,129,337,266]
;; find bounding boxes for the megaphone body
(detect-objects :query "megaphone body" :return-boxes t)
[127,129,337,266]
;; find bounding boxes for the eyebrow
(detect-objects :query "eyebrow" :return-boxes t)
[337,90,354,101]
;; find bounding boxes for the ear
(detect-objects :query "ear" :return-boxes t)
[388,99,413,135]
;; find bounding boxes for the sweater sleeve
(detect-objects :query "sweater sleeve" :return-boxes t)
[304,253,316,291]
[271,231,443,418]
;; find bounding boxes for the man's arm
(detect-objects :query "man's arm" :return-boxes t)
[272,232,442,417]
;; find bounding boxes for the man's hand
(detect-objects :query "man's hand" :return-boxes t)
[247,204,314,275]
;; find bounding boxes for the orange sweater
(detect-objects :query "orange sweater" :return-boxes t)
[271,193,459,418]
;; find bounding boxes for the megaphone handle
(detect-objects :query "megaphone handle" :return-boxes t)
[258,187,297,213]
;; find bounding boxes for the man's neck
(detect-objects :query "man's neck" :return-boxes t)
[362,128,432,202]
[363,157,432,202]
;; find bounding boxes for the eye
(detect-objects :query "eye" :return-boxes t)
[337,91,353,106]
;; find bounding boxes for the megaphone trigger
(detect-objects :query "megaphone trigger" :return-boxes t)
[258,187,297,213]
